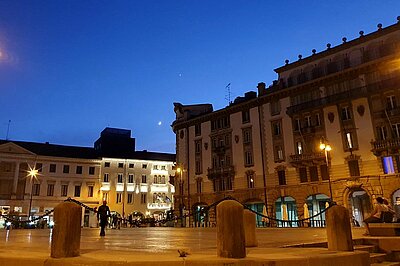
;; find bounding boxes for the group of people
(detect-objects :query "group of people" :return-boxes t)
[363,197,396,235]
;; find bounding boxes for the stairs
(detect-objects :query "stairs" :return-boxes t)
[353,240,400,265]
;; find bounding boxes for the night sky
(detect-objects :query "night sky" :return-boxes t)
[0,1,399,153]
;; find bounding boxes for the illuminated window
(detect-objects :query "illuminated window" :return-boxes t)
[247,173,255,188]
[346,132,353,149]
[296,142,303,155]
[382,156,395,174]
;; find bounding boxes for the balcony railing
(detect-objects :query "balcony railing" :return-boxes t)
[371,138,400,155]
[147,203,172,210]
[207,166,235,180]
[287,76,400,116]
[289,152,325,163]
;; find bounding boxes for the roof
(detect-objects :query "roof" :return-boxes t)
[0,139,176,162]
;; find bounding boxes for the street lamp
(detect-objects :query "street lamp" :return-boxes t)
[176,167,184,227]
[27,166,39,221]
[319,141,333,202]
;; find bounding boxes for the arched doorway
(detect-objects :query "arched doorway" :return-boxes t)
[275,196,298,227]
[192,203,208,227]
[244,199,264,227]
[392,188,400,222]
[305,194,330,227]
[348,188,372,227]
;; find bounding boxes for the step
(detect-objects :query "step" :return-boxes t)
[370,253,388,264]
[354,244,377,253]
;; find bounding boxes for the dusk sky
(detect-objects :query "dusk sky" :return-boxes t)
[1,1,399,153]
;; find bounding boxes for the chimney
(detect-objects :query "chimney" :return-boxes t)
[257,82,266,95]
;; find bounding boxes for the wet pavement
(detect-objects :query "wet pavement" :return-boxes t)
[0,227,366,255]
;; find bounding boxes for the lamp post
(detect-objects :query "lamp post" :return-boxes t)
[320,141,333,202]
[27,167,39,221]
[177,167,184,227]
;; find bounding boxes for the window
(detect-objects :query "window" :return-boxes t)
[296,141,303,155]
[140,193,147,204]
[341,106,351,120]
[127,193,134,204]
[104,162,110,167]
[118,163,124,168]
[392,124,400,138]
[129,163,134,168]
[153,165,158,170]
[271,101,281,115]
[387,95,397,110]
[49,164,56,173]
[141,174,147,183]
[299,167,308,183]
[35,163,43,173]
[315,113,321,126]
[305,116,312,127]
[243,129,252,144]
[272,121,281,136]
[116,193,122,203]
[117,173,123,183]
[275,146,283,161]
[294,119,301,131]
[242,110,250,123]
[161,165,166,170]
[61,185,68,197]
[195,141,201,153]
[345,132,354,149]
[278,170,286,185]
[47,184,54,196]
[128,174,134,183]
[196,179,202,193]
[309,166,318,182]
[74,186,81,197]
[142,164,147,169]
[63,165,70,174]
[320,165,329,180]
[382,156,395,174]
[195,160,202,174]
[33,183,40,196]
[88,186,94,197]
[348,160,360,177]
[103,173,109,182]
[247,173,255,188]
[76,166,83,174]
[89,167,95,175]
[377,126,387,140]
[195,124,201,136]
[244,151,253,166]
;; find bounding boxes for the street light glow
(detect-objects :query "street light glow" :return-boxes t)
[176,167,181,173]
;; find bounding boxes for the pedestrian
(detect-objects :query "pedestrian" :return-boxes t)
[363,197,388,235]
[97,200,110,236]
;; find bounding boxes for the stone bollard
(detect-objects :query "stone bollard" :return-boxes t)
[217,200,246,258]
[243,209,257,247]
[326,205,354,251]
[51,202,82,258]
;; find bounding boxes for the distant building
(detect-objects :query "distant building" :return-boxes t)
[0,127,175,227]
[172,19,400,227]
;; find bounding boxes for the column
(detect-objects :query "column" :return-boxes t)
[12,162,20,196]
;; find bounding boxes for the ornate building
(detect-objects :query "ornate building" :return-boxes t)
[172,19,400,227]
[0,127,175,227]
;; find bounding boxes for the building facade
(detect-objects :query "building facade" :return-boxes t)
[172,19,400,227]
[0,128,175,228]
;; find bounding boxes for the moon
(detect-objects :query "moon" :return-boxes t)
[158,121,162,126]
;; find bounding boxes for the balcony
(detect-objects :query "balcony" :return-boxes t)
[289,152,325,166]
[287,76,400,116]
[207,166,235,180]
[371,138,400,156]
[147,203,172,210]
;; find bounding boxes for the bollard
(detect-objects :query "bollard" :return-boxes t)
[51,202,82,258]
[326,205,353,251]
[217,200,246,258]
[243,209,258,247]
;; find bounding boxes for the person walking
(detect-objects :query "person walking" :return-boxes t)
[97,200,110,236]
